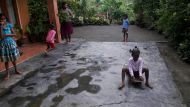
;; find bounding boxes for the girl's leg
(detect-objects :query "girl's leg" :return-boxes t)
[122,29,125,42]
[68,34,71,42]
[125,29,128,42]
[50,43,55,49]
[12,61,21,74]
[65,35,69,43]
[123,33,126,42]
[142,68,153,89]
[4,62,9,80]
[46,43,50,51]
[118,68,129,90]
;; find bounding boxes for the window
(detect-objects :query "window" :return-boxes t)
[7,0,16,24]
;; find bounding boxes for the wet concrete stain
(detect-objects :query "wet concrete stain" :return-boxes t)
[8,96,30,107]
[77,57,88,65]
[27,87,34,90]
[71,103,78,107]
[19,82,36,87]
[66,75,101,94]
[58,60,67,64]
[64,52,76,58]
[51,95,64,107]
[40,65,66,74]
[8,68,100,107]
[49,64,57,67]
[94,79,102,82]
[78,57,87,61]
[110,72,117,75]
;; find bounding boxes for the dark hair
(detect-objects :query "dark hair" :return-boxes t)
[62,1,67,9]
[49,23,55,29]
[129,46,140,56]
[0,13,5,19]
[0,13,9,21]
[124,14,128,18]
[62,2,67,5]
[62,2,66,6]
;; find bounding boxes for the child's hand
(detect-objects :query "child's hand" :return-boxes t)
[139,76,144,81]
[131,76,135,81]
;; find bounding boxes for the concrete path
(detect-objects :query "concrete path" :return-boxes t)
[0,41,186,107]
[73,25,166,42]
[0,25,189,107]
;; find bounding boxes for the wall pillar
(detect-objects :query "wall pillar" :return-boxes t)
[14,0,29,33]
[47,0,61,43]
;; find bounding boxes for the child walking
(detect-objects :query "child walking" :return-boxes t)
[45,24,56,52]
[122,14,129,42]
[118,46,153,90]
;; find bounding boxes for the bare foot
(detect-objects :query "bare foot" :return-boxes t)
[118,84,125,90]
[68,42,74,45]
[20,51,23,56]
[3,75,9,80]
[63,40,69,44]
[145,83,153,89]
[43,52,49,57]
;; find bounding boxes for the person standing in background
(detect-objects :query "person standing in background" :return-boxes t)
[60,2,74,43]
[122,14,129,42]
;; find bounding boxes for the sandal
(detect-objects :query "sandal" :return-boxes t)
[118,84,125,90]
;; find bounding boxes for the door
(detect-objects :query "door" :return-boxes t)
[7,0,16,24]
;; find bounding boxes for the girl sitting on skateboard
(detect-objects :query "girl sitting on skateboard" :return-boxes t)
[118,46,153,90]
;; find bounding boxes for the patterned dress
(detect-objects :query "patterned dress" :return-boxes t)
[0,23,20,62]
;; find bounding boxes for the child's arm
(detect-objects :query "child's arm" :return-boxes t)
[139,59,143,77]
[128,61,134,77]
[5,24,16,37]
[68,8,74,18]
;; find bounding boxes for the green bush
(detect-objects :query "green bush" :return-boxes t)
[133,0,190,62]
[73,17,109,26]
[27,0,49,42]
[72,17,84,26]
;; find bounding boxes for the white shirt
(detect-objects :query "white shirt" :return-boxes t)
[128,57,143,76]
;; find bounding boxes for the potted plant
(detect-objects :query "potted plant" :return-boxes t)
[14,24,24,47]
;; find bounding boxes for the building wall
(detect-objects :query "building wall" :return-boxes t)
[0,0,9,18]
[1,0,61,43]
[14,0,29,33]
[0,0,29,34]
[48,0,62,43]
